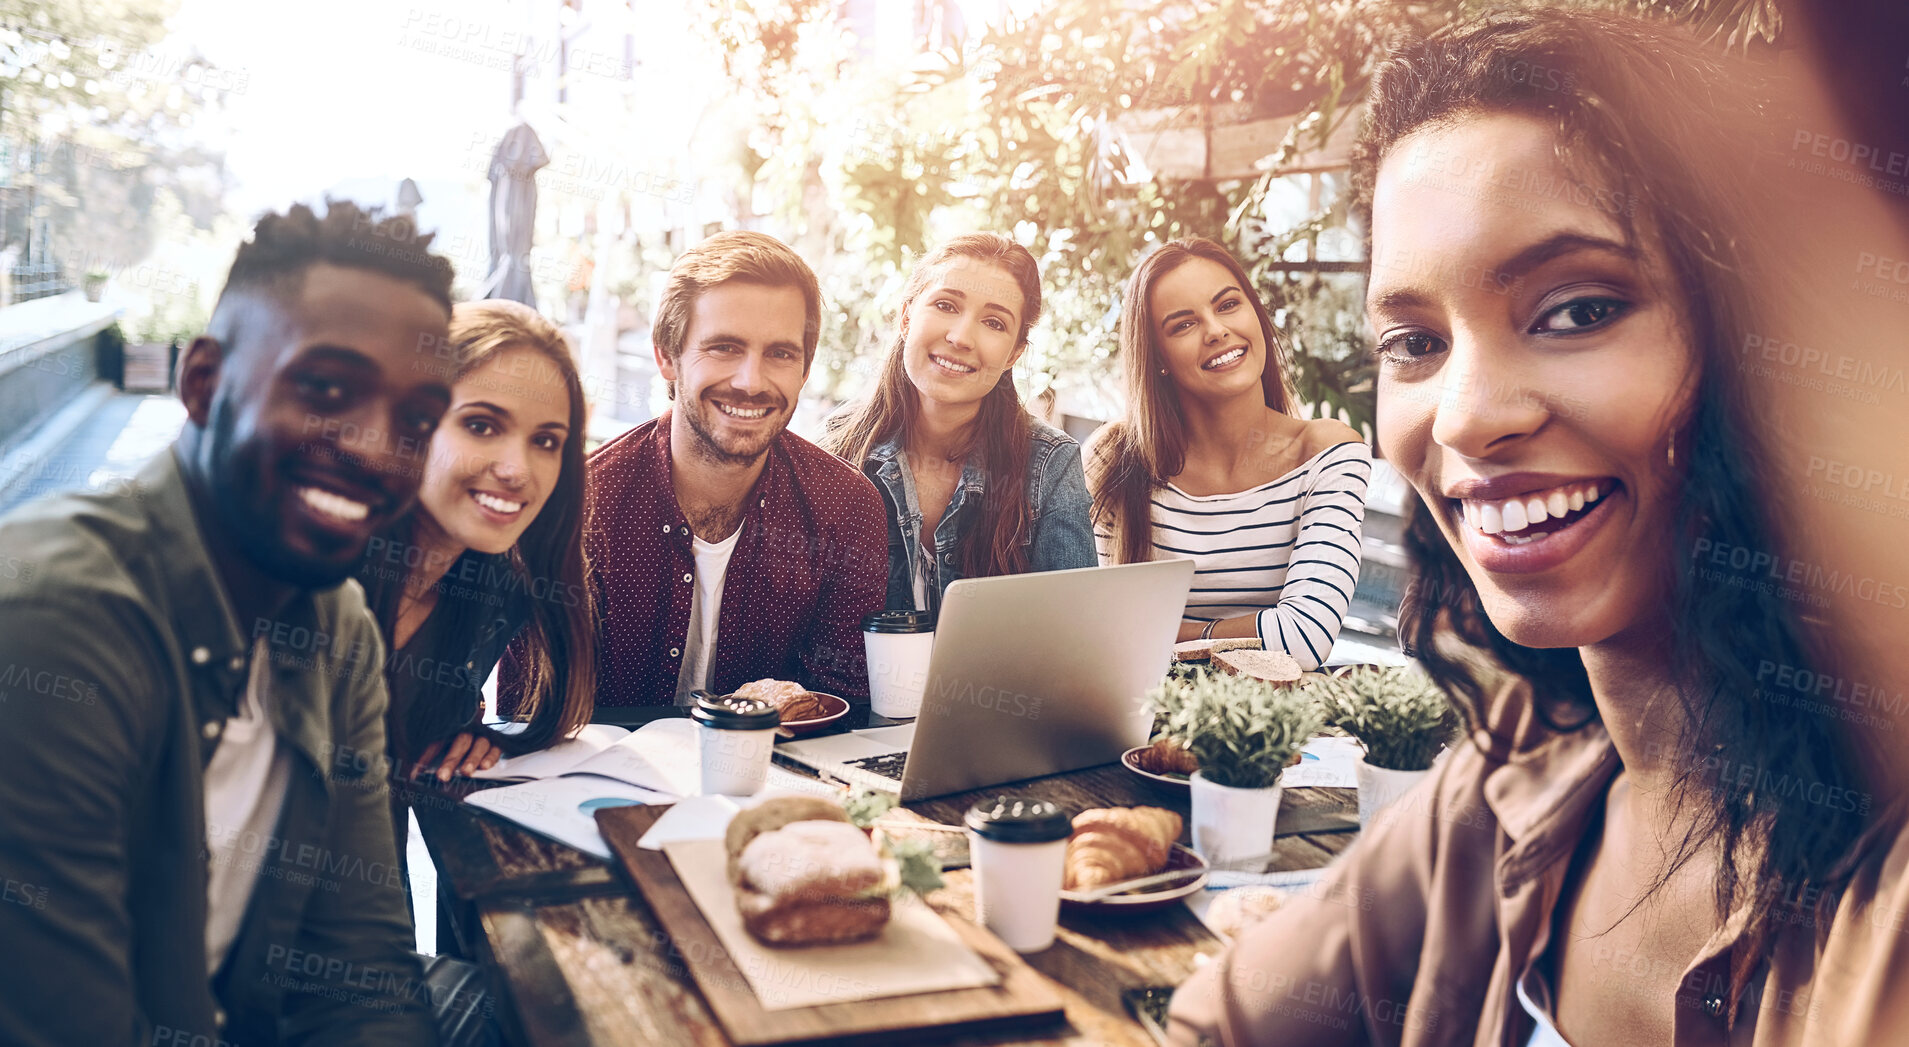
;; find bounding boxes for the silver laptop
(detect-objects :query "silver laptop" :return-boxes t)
[777,559,1194,801]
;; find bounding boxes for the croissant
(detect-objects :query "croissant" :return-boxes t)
[1064,807,1183,890]
[1132,738,1199,776]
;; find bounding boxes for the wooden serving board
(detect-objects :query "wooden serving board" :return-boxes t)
[596,804,1066,1046]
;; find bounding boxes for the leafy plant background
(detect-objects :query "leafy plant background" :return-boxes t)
[689,0,1782,434]
[1305,665,1458,771]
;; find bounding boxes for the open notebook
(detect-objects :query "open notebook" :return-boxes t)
[462,719,837,859]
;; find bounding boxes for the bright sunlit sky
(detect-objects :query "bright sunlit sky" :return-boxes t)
[164,0,727,271]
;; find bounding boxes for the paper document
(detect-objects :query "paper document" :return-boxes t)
[1281,735,1364,789]
[461,718,844,857]
[465,775,673,859]
[470,722,631,781]
[471,719,700,793]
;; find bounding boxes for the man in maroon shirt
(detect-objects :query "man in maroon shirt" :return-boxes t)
[509,231,887,709]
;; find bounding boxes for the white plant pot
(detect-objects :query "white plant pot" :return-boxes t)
[1188,770,1283,868]
[1355,757,1431,824]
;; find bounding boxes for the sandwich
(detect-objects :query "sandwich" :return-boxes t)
[725,796,892,947]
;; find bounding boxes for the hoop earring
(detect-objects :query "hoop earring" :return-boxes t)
[1667,430,1677,468]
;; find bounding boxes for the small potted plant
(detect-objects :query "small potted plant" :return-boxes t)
[83,269,110,302]
[1149,667,1323,868]
[1307,666,1458,823]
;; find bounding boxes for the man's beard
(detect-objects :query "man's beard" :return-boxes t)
[680,391,788,466]
[206,402,366,592]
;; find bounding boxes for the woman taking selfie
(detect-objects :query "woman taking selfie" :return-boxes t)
[1087,238,1370,670]
[357,300,596,850]
[1170,11,1904,1045]
[825,233,1095,613]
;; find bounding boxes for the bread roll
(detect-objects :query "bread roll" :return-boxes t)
[725,796,891,946]
[776,692,830,722]
[733,678,829,722]
[733,678,806,703]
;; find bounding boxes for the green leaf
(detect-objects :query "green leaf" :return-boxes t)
[844,788,897,828]
[1300,667,1459,772]
[885,834,946,896]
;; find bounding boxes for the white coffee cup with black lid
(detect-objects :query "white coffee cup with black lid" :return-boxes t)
[691,694,780,796]
[965,795,1072,952]
[861,609,935,719]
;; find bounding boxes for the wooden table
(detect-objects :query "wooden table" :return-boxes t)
[417,754,1360,1046]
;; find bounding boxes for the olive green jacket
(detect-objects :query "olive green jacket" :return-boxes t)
[0,450,434,1045]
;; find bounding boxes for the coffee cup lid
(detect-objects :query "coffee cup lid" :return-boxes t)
[862,609,936,634]
[691,694,781,731]
[964,795,1071,843]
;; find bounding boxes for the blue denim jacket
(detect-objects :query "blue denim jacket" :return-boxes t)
[861,420,1098,613]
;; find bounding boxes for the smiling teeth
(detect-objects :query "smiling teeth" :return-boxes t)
[298,486,369,523]
[931,354,976,374]
[473,492,524,514]
[1464,482,1603,535]
[715,402,770,419]
[1202,347,1245,370]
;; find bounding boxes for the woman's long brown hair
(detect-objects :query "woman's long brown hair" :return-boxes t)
[823,234,1044,582]
[362,299,596,758]
[1086,237,1293,566]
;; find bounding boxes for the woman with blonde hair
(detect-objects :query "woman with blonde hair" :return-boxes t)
[1087,237,1370,670]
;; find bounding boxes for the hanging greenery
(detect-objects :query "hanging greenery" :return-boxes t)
[689,0,1782,429]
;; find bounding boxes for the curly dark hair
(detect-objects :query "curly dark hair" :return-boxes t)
[215,198,456,318]
[1350,8,1879,983]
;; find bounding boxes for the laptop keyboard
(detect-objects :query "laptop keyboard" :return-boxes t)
[843,752,910,782]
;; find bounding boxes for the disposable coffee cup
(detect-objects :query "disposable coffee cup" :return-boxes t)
[964,795,1072,953]
[862,609,935,720]
[691,695,781,796]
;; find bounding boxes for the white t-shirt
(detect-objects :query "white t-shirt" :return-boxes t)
[673,524,745,704]
[202,639,293,974]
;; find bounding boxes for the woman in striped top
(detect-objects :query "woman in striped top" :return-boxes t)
[1085,237,1370,670]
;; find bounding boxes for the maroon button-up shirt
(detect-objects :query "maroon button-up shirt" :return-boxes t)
[506,413,887,710]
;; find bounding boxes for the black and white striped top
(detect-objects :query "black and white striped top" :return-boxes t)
[1096,441,1371,671]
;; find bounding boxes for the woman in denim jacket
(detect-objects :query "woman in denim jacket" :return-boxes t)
[824,234,1096,614]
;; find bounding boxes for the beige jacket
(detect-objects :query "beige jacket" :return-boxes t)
[1168,702,1909,1046]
